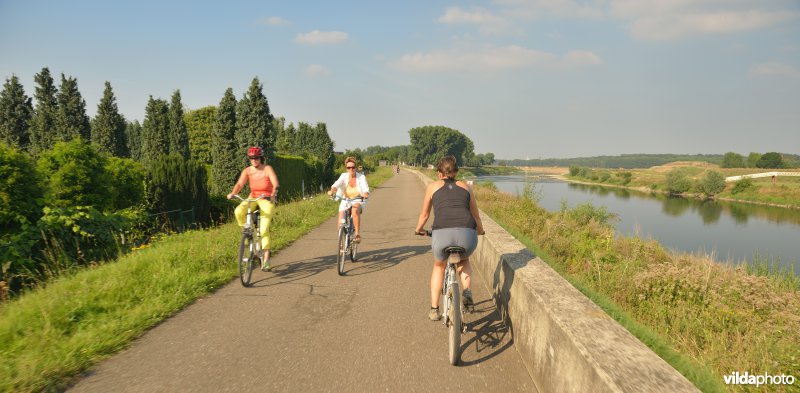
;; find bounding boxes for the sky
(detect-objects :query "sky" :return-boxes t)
[1,0,799,159]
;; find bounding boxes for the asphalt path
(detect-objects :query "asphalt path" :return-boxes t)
[69,170,535,392]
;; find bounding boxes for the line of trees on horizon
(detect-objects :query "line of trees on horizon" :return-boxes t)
[501,153,799,169]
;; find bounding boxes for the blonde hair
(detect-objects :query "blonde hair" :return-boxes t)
[436,155,458,179]
[344,156,357,166]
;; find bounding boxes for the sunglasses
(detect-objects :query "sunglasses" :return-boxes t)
[346,166,356,170]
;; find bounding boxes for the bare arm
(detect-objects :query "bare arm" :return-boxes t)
[227,169,248,199]
[469,190,484,235]
[266,165,279,202]
[415,183,435,234]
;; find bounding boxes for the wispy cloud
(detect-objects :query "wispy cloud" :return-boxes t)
[258,16,289,26]
[437,6,511,34]
[484,0,800,41]
[295,30,349,45]
[629,10,800,41]
[305,64,330,77]
[391,45,603,72]
[750,62,800,79]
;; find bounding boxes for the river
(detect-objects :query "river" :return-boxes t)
[476,175,800,275]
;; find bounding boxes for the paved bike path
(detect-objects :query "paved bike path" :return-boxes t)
[69,170,535,392]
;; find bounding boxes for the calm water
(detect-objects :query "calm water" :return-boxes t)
[477,175,800,274]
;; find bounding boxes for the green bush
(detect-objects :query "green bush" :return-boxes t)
[271,154,308,200]
[569,166,580,176]
[700,170,726,197]
[665,168,692,194]
[106,157,145,210]
[144,154,210,230]
[731,178,754,195]
[619,172,632,185]
[37,140,112,211]
[37,206,128,267]
[0,143,44,226]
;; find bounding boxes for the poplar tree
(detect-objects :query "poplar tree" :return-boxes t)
[211,88,240,196]
[168,90,190,159]
[126,120,143,161]
[275,121,296,154]
[92,81,127,156]
[56,74,91,142]
[29,67,59,155]
[0,75,33,149]
[141,96,170,162]
[185,106,216,165]
[235,77,273,157]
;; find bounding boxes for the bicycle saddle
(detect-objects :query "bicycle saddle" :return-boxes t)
[443,246,465,254]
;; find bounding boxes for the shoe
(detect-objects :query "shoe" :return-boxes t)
[354,234,361,243]
[261,250,272,271]
[462,289,474,307]
[428,307,441,321]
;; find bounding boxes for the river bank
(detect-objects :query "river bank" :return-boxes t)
[471,181,800,392]
[543,164,800,210]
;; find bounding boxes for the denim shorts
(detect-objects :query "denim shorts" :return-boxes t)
[431,228,477,262]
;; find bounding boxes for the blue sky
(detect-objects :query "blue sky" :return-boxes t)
[1,0,798,159]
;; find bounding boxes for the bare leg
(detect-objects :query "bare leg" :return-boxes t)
[457,258,472,291]
[352,205,361,239]
[337,210,344,230]
[430,260,446,308]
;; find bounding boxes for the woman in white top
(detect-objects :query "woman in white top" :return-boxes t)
[327,156,370,243]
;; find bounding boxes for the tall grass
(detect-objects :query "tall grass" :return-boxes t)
[0,167,393,392]
[473,184,800,392]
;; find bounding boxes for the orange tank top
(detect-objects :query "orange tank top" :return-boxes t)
[248,166,274,198]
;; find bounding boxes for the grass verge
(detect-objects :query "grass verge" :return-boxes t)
[0,167,393,392]
[473,183,799,392]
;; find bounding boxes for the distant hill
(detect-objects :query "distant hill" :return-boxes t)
[499,153,800,169]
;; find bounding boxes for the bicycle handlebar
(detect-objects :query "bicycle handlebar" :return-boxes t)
[330,195,366,202]
[230,194,270,202]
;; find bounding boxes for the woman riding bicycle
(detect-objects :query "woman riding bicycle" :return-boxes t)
[415,155,484,321]
[327,156,370,243]
[227,146,279,271]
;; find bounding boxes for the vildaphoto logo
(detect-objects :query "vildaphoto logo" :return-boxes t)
[724,372,796,387]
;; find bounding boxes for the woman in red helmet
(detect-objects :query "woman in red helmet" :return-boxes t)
[227,146,280,271]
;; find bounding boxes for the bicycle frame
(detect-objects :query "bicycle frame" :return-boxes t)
[332,195,364,275]
[231,195,268,286]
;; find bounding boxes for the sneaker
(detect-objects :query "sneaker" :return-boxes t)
[260,250,272,271]
[462,289,474,307]
[428,307,441,321]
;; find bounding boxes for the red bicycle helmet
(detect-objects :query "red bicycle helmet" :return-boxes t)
[247,146,263,158]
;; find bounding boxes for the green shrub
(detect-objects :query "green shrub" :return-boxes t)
[569,166,580,176]
[665,168,692,194]
[37,206,128,267]
[619,171,632,185]
[106,157,145,210]
[700,170,726,197]
[144,154,210,230]
[37,140,112,211]
[731,178,754,195]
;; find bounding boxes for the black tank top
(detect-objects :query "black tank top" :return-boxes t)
[431,179,477,230]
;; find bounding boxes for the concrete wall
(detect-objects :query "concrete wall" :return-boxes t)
[411,170,699,393]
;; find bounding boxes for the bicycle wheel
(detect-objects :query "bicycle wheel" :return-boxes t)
[448,281,462,365]
[337,226,347,276]
[349,229,358,262]
[238,232,255,286]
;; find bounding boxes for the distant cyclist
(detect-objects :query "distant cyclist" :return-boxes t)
[328,156,370,243]
[415,155,484,321]
[227,146,279,271]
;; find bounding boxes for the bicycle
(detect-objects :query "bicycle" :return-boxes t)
[331,195,365,276]
[230,194,269,287]
[416,229,469,365]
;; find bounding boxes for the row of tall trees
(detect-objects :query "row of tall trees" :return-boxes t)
[720,151,792,169]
